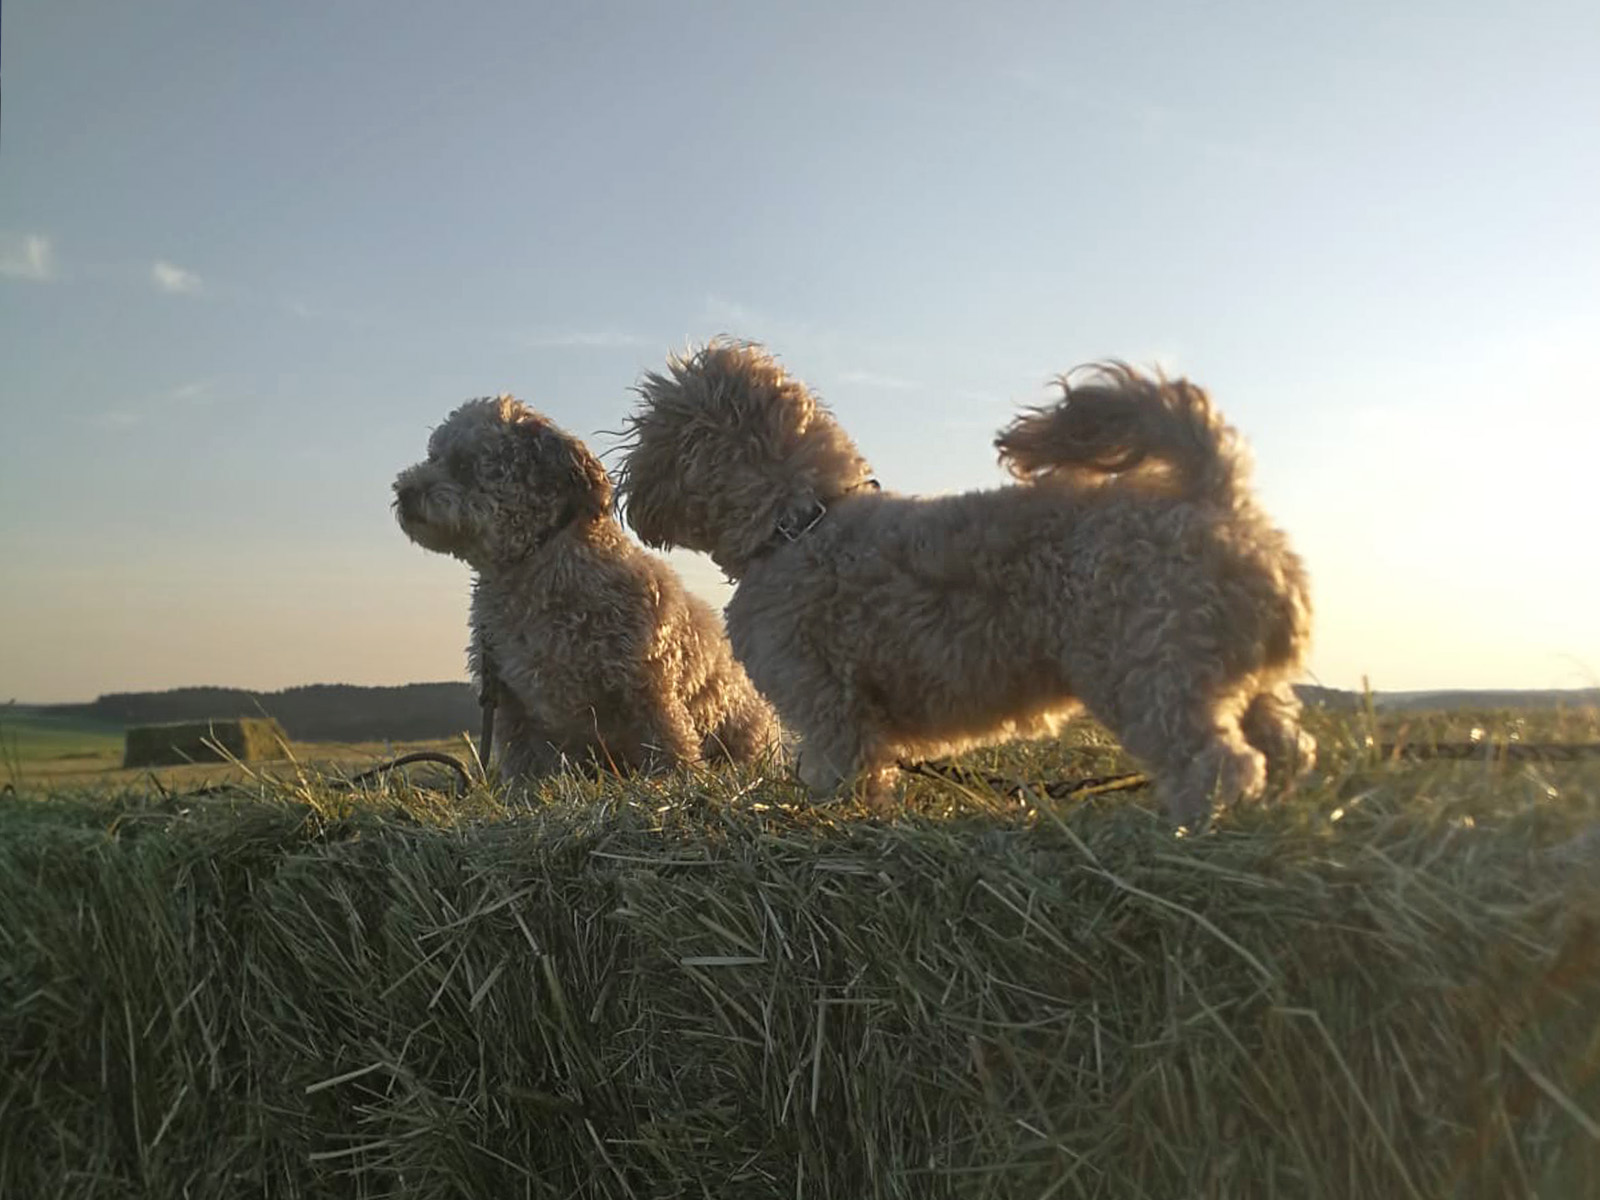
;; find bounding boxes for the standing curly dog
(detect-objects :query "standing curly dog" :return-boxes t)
[393,394,778,783]
[617,342,1314,827]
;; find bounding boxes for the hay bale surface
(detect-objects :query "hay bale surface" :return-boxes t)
[121,717,287,768]
[4,709,1598,1198]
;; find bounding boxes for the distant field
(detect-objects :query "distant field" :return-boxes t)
[1,704,474,791]
[0,706,125,765]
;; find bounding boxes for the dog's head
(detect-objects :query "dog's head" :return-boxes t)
[617,341,876,577]
[393,395,611,569]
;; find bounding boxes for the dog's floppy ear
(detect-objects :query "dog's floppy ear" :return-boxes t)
[560,436,614,517]
[510,415,613,518]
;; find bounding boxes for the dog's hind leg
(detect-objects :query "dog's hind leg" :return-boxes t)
[636,697,704,772]
[703,692,780,767]
[1239,684,1316,787]
[581,680,703,774]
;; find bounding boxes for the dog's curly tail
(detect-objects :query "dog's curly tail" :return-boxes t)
[994,362,1249,505]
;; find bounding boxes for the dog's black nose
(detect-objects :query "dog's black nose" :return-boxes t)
[395,484,423,520]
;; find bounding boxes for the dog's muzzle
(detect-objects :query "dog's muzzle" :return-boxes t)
[394,484,426,525]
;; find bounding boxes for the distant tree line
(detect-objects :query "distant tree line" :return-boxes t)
[52,683,480,743]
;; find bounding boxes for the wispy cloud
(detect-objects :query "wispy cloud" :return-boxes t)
[282,298,389,330]
[79,379,224,432]
[700,296,943,394]
[83,410,145,431]
[693,295,1078,424]
[1003,64,1296,172]
[152,260,203,294]
[700,294,763,331]
[518,329,657,350]
[837,369,921,391]
[168,379,218,404]
[696,294,865,361]
[0,233,55,281]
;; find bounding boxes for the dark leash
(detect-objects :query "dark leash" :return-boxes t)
[332,644,501,796]
[291,648,501,798]
[132,652,504,804]
[133,749,477,803]
[478,646,499,775]
[322,648,501,797]
[335,751,474,796]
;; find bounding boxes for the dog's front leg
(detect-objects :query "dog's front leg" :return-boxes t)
[795,742,852,796]
[491,704,568,785]
[796,738,896,809]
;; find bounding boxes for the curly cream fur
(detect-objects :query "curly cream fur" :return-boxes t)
[394,395,778,783]
[618,343,1315,827]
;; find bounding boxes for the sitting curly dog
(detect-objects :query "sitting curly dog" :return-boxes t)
[393,394,778,783]
[617,342,1314,827]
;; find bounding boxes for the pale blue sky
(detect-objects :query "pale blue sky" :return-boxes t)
[3,0,1597,702]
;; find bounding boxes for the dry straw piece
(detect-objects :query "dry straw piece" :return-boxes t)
[3,708,1598,1198]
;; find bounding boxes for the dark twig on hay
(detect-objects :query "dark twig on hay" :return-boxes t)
[900,758,1150,800]
[1376,740,1600,762]
[903,738,1600,804]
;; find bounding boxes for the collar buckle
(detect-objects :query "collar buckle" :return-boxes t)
[777,498,828,542]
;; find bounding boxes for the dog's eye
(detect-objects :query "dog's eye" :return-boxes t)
[447,450,475,481]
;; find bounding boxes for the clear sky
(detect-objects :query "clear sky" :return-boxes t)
[3,0,1597,703]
